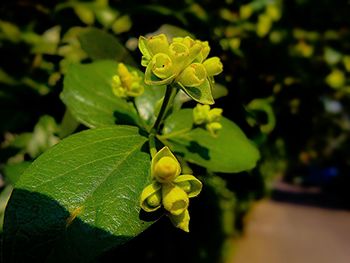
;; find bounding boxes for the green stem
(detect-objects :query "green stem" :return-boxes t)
[149,134,157,158]
[149,84,178,157]
[151,84,177,133]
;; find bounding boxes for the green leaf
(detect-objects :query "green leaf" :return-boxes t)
[172,83,227,111]
[161,109,260,173]
[135,84,166,128]
[0,20,21,42]
[162,108,193,135]
[112,15,132,34]
[78,27,137,66]
[0,185,13,233]
[58,109,80,138]
[179,80,214,105]
[153,24,195,39]
[74,4,95,25]
[212,83,228,100]
[31,26,61,55]
[95,8,118,28]
[61,60,141,128]
[3,126,154,262]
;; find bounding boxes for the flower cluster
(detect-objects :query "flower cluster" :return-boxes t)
[140,146,202,232]
[193,104,223,136]
[138,34,223,104]
[111,63,144,98]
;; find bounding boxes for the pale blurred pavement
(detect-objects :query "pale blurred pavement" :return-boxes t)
[230,199,350,263]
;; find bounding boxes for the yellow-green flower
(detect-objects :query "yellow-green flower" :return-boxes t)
[151,146,181,183]
[266,4,281,22]
[140,182,162,212]
[162,183,189,216]
[257,14,272,37]
[240,4,253,20]
[140,146,202,232]
[111,63,144,98]
[138,34,223,105]
[343,56,350,72]
[193,104,223,136]
[206,122,223,136]
[325,69,345,89]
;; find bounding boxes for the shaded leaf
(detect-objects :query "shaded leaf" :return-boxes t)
[78,27,136,66]
[0,185,13,233]
[162,108,193,135]
[212,83,228,100]
[161,109,260,173]
[135,84,166,128]
[3,126,153,262]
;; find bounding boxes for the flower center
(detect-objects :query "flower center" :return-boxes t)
[154,156,179,182]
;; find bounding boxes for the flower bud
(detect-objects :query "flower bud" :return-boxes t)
[240,4,253,19]
[151,147,181,182]
[118,63,132,87]
[193,104,210,125]
[146,191,162,208]
[266,4,281,21]
[128,81,144,97]
[151,53,173,79]
[154,157,179,183]
[111,75,125,97]
[162,184,189,216]
[178,63,207,87]
[140,182,162,212]
[112,63,144,98]
[147,34,169,55]
[257,14,272,37]
[208,108,223,122]
[206,122,222,137]
[343,56,350,72]
[203,57,223,76]
[326,69,345,89]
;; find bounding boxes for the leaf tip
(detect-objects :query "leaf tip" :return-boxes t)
[66,206,84,227]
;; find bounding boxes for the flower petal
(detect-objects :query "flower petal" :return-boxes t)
[138,36,151,57]
[174,174,202,198]
[144,61,175,86]
[151,146,181,182]
[147,34,169,55]
[151,53,174,79]
[162,183,189,216]
[193,104,210,125]
[140,182,162,212]
[169,209,190,232]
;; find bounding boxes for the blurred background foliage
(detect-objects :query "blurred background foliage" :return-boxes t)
[1,0,350,262]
